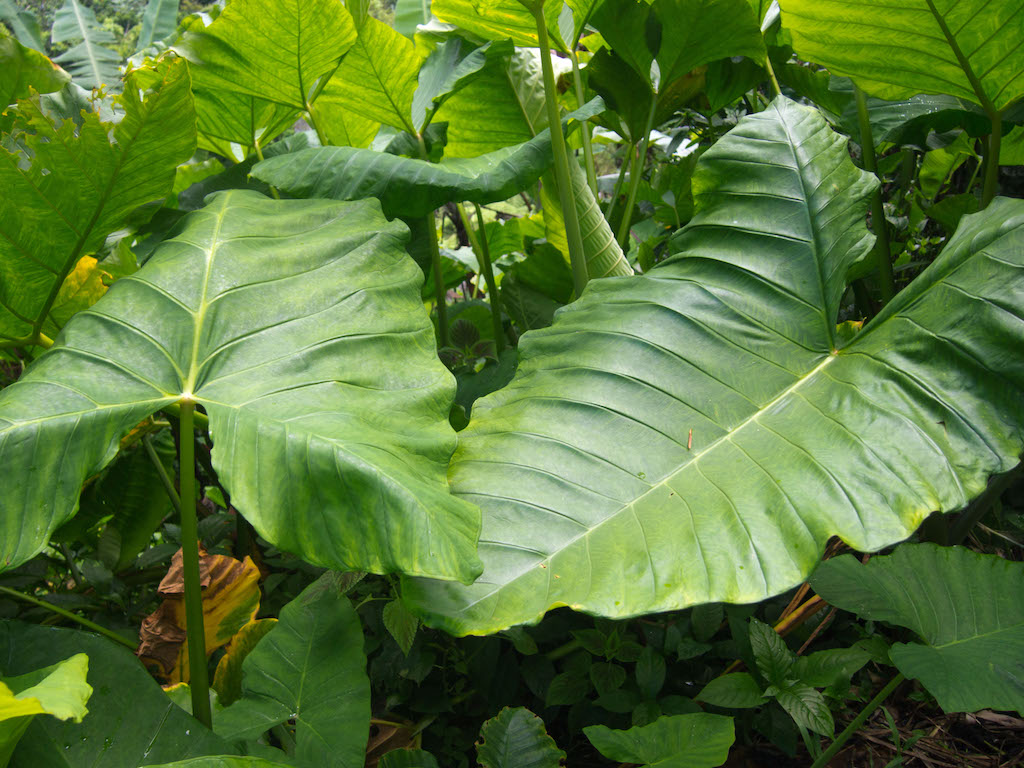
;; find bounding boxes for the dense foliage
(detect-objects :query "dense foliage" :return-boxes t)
[1,0,1023,765]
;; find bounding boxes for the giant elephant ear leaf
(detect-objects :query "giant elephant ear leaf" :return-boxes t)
[779,0,1024,113]
[0,58,195,345]
[811,544,1024,716]
[0,190,481,583]
[403,96,1024,635]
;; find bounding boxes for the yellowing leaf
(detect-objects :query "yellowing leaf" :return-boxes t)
[138,549,261,684]
[212,618,277,706]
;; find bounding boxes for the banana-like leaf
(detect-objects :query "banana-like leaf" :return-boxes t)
[214,578,369,767]
[435,48,547,157]
[0,0,44,51]
[812,544,1024,715]
[322,15,425,134]
[50,0,120,90]
[1,621,232,766]
[404,97,1024,634]
[780,0,1024,113]
[0,59,195,343]
[0,190,481,582]
[177,0,356,111]
[0,27,69,106]
[541,161,633,281]
[137,0,180,50]
[251,100,603,219]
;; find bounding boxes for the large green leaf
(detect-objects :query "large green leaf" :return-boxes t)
[0,621,232,767]
[0,27,69,106]
[0,59,195,343]
[251,99,603,218]
[322,15,425,134]
[214,577,369,768]
[584,713,735,768]
[177,0,356,111]
[50,0,119,90]
[411,38,506,134]
[780,0,1024,113]
[1,654,91,766]
[404,97,1024,634]
[435,47,547,157]
[148,759,292,768]
[811,544,1024,715]
[0,0,45,51]
[431,0,564,50]
[0,190,481,582]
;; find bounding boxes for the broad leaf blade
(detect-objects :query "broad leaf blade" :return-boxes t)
[177,0,356,110]
[215,578,370,767]
[323,15,425,133]
[403,97,1024,634]
[811,544,1024,715]
[780,0,1024,112]
[0,27,69,105]
[0,621,231,766]
[0,58,195,342]
[0,191,481,582]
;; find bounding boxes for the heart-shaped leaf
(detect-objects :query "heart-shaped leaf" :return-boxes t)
[404,97,1024,634]
[0,190,481,583]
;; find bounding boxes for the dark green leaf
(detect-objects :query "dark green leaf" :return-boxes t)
[477,708,565,768]
[748,619,793,687]
[696,673,766,709]
[584,712,735,768]
[811,544,1024,715]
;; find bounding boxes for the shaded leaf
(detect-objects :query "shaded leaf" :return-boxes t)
[695,673,766,709]
[214,577,370,768]
[811,544,1024,714]
[584,712,735,768]
[476,707,565,768]
[0,621,232,766]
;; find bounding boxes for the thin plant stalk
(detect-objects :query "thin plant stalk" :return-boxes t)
[981,115,1002,207]
[854,86,896,304]
[457,203,505,354]
[426,212,450,347]
[530,1,589,297]
[604,146,632,224]
[252,140,280,200]
[0,586,137,651]
[764,54,781,98]
[178,398,212,729]
[615,95,658,248]
[143,434,181,514]
[809,673,904,768]
[570,50,599,196]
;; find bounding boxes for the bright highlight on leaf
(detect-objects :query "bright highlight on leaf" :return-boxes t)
[404,97,1024,635]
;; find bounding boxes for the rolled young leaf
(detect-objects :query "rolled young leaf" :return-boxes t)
[404,96,1024,634]
[0,190,481,583]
